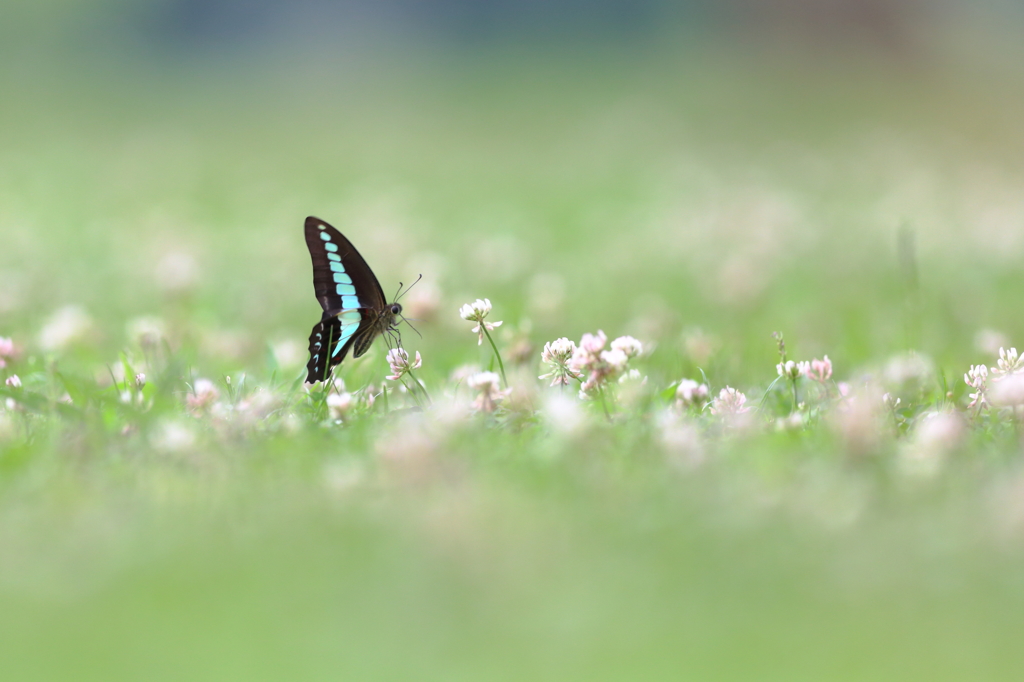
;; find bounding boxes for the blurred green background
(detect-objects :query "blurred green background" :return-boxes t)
[3,1,1024,679]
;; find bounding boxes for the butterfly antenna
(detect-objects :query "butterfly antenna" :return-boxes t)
[400,314,423,339]
[395,274,423,302]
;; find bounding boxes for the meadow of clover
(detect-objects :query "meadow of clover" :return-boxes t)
[4,8,1024,680]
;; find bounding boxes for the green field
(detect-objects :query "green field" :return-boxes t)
[3,32,1024,680]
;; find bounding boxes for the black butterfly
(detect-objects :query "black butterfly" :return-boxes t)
[303,216,403,384]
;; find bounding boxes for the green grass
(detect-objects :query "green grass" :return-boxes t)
[3,39,1024,680]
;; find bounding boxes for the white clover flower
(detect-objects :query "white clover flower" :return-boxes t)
[993,347,1024,379]
[610,335,643,359]
[776,360,801,380]
[135,373,147,389]
[675,379,709,409]
[5,374,21,389]
[964,365,988,409]
[385,348,422,381]
[459,298,503,345]
[710,386,749,416]
[807,356,832,383]
[466,371,509,412]
[539,337,581,387]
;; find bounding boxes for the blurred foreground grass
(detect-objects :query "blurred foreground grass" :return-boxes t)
[3,39,1024,679]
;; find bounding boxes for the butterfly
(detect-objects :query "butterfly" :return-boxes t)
[303,216,404,384]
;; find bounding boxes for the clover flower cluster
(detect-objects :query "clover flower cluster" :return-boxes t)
[7,292,1024,476]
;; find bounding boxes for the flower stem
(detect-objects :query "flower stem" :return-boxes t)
[482,327,508,388]
[405,370,432,406]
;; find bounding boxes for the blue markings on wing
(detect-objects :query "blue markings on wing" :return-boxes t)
[327,253,341,262]
[319,231,331,241]
[332,311,363,357]
[324,243,339,253]
[328,263,350,279]
[341,295,361,309]
[335,282,357,296]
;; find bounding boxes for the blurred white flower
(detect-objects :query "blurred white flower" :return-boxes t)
[5,374,21,389]
[155,250,200,294]
[186,378,220,416]
[990,373,1024,409]
[901,411,965,477]
[151,420,196,453]
[269,338,305,370]
[467,371,508,412]
[385,348,422,381]
[39,305,93,351]
[657,410,705,468]
[0,337,14,369]
[975,329,1009,357]
[541,393,587,435]
[326,391,355,420]
[126,316,167,349]
[610,335,643,359]
[135,373,147,389]
[404,281,442,322]
[459,298,502,345]
[539,337,581,387]
[675,379,709,409]
[710,387,749,416]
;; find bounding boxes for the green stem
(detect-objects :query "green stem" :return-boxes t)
[596,383,612,422]
[791,377,799,412]
[406,369,432,406]
[482,327,508,388]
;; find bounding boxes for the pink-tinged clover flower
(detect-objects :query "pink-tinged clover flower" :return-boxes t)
[0,337,14,369]
[539,337,581,387]
[5,374,21,389]
[806,356,833,383]
[709,387,749,416]
[459,298,503,345]
[385,348,422,381]
[964,365,988,409]
[186,378,220,416]
[675,379,709,409]
[569,330,632,394]
[466,371,509,412]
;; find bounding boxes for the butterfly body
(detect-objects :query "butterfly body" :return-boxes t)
[303,216,401,383]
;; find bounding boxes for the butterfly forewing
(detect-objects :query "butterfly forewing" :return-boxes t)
[304,217,386,315]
